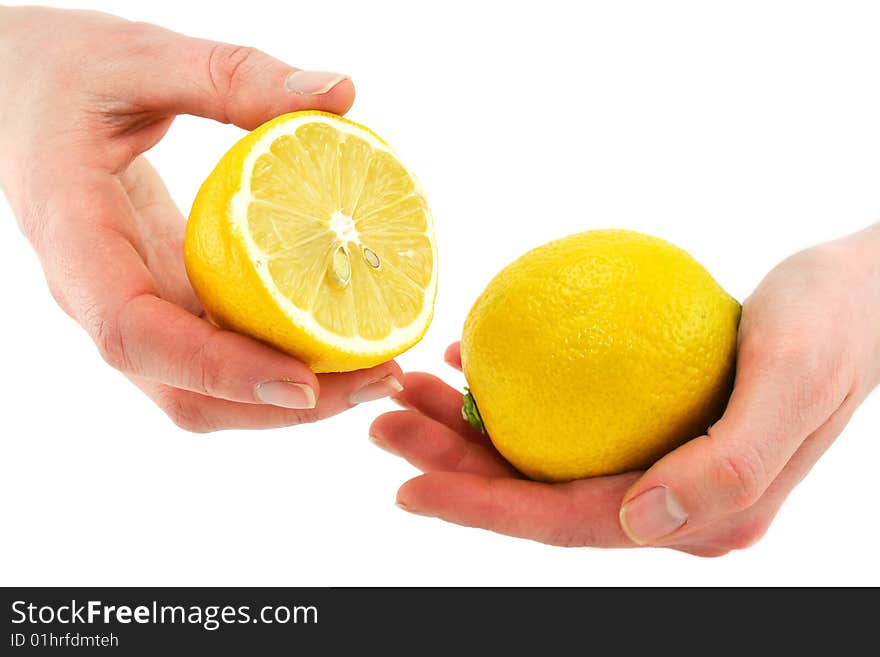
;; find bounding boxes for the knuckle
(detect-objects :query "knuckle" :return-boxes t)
[713,446,766,511]
[541,528,574,547]
[45,278,76,320]
[703,518,772,554]
[89,295,144,373]
[159,390,215,434]
[745,326,847,421]
[724,519,771,551]
[539,494,595,548]
[207,43,261,107]
[92,311,129,372]
[445,442,473,473]
[746,324,815,368]
[189,333,228,398]
[543,527,593,548]
[289,408,320,425]
[114,20,161,46]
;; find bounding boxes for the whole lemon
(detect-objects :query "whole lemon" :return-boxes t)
[461,229,741,482]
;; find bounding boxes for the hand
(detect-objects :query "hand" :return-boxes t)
[0,7,403,431]
[370,224,880,556]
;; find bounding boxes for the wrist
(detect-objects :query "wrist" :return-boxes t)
[851,223,880,281]
[866,221,880,250]
[851,224,880,387]
[825,224,880,390]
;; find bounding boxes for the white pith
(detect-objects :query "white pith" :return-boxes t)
[329,210,360,244]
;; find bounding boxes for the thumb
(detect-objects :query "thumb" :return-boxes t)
[119,24,354,130]
[618,334,846,546]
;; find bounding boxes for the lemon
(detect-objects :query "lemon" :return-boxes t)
[184,111,437,373]
[461,229,740,482]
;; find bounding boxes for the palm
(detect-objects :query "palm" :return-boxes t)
[118,156,202,315]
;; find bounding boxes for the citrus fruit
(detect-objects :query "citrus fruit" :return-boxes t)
[184,111,437,373]
[461,229,740,482]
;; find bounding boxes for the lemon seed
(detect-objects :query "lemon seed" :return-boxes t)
[329,244,351,288]
[363,246,380,269]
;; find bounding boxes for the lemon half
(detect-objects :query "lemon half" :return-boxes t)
[185,111,437,372]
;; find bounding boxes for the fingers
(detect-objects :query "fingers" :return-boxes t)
[99,292,322,405]
[317,363,404,412]
[132,377,319,432]
[116,22,355,129]
[108,295,409,409]
[397,472,640,548]
[370,410,518,477]
[618,314,852,546]
[393,372,489,444]
[444,342,462,370]
[131,361,402,432]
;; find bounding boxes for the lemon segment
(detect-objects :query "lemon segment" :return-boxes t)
[185,111,437,373]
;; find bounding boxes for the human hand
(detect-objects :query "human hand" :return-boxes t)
[0,7,403,431]
[370,224,880,556]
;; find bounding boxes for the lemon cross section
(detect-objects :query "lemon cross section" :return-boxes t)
[185,111,437,373]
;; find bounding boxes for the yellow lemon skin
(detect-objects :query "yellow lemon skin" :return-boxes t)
[461,229,741,483]
[184,111,434,373]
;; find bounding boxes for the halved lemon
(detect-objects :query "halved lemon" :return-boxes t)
[184,111,437,372]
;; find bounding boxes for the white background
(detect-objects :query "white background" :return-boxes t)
[1,0,878,586]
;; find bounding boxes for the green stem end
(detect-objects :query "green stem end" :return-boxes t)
[462,388,486,434]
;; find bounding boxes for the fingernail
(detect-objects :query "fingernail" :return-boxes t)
[392,396,414,411]
[254,381,316,409]
[396,500,426,515]
[368,433,390,450]
[285,70,349,95]
[350,375,403,405]
[619,486,688,544]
